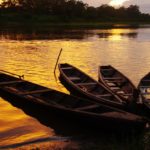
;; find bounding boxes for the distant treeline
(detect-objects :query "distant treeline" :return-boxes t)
[0,0,150,23]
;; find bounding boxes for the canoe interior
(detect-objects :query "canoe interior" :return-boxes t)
[139,72,150,86]
[138,72,150,102]
[100,65,136,102]
[0,73,123,114]
[59,64,123,105]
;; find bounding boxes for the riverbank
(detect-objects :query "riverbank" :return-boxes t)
[1,21,150,32]
[0,13,150,30]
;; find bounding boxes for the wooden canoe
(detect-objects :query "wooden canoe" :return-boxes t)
[0,71,147,129]
[58,63,127,109]
[138,72,150,110]
[98,65,138,104]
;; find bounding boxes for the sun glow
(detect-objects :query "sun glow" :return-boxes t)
[109,0,129,7]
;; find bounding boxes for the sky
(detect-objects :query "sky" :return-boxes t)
[82,0,150,14]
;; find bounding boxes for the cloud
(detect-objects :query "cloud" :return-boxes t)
[81,0,150,13]
[139,4,150,14]
[109,0,130,7]
[81,0,110,7]
[124,0,150,13]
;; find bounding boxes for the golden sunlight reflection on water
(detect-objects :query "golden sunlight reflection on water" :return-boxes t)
[0,98,55,146]
[0,28,150,148]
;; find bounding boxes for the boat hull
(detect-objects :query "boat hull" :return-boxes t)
[0,72,147,130]
[0,89,147,131]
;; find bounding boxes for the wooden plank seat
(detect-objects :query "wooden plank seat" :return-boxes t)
[61,67,73,70]
[105,80,125,83]
[107,82,116,86]
[108,84,118,87]
[111,87,121,92]
[0,80,25,86]
[76,82,97,86]
[100,112,127,118]
[142,79,150,81]
[68,77,80,81]
[142,92,150,95]
[25,95,49,105]
[103,77,122,80]
[76,104,100,111]
[95,94,112,97]
[4,86,20,93]
[20,89,51,95]
[120,93,133,96]
[110,86,120,90]
[116,90,125,94]
[139,86,150,88]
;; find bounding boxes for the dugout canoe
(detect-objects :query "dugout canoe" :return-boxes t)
[98,65,138,104]
[58,63,126,109]
[0,71,147,129]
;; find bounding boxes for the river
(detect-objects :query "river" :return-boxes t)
[0,26,150,149]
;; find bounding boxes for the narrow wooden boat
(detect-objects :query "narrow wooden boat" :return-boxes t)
[138,72,150,110]
[0,71,147,129]
[58,63,126,109]
[98,65,138,104]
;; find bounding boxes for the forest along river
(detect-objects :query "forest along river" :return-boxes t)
[0,27,150,149]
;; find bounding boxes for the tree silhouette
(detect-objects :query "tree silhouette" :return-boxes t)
[0,0,150,22]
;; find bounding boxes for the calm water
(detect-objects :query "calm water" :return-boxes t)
[0,27,150,149]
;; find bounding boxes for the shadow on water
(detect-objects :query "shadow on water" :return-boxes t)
[0,27,139,41]
[0,28,90,40]
[97,32,138,39]
[0,93,147,150]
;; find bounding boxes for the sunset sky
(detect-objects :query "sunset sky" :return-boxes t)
[82,0,150,14]
[0,0,149,14]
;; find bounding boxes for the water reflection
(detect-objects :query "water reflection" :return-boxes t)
[0,28,138,40]
[97,29,138,39]
[0,29,89,40]
[0,97,56,147]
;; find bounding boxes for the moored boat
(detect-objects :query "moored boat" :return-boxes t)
[0,71,147,129]
[138,72,150,110]
[98,65,138,104]
[58,63,126,109]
